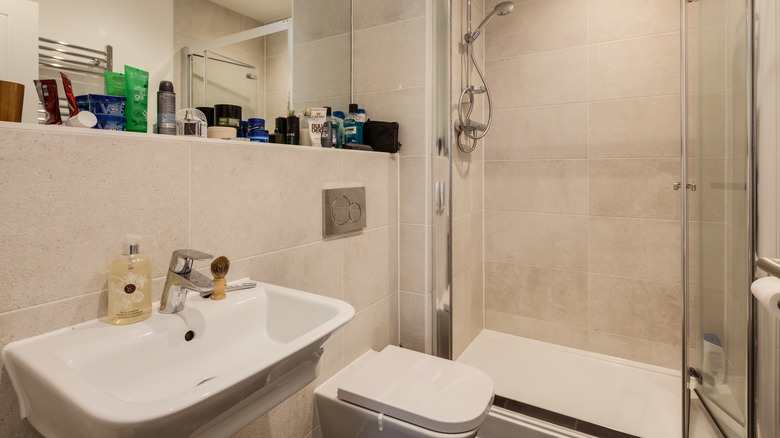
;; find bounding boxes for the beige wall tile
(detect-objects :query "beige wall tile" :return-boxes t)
[399,156,427,225]
[353,17,426,94]
[453,212,483,276]
[452,157,483,218]
[0,130,189,313]
[688,91,728,157]
[293,96,351,116]
[589,33,680,101]
[343,226,399,312]
[589,95,681,158]
[589,0,679,43]
[242,35,265,60]
[484,160,588,214]
[400,225,426,293]
[291,0,351,44]
[266,91,289,120]
[686,0,726,30]
[487,46,588,108]
[248,241,343,301]
[353,0,427,30]
[266,52,289,94]
[485,261,588,328]
[588,273,681,345]
[0,291,104,355]
[692,25,727,94]
[343,151,399,230]
[453,262,484,342]
[692,156,727,223]
[589,158,680,220]
[485,211,588,271]
[174,0,243,42]
[485,0,588,60]
[485,104,588,160]
[400,291,428,353]
[343,293,399,364]
[191,144,341,259]
[266,31,288,58]
[354,87,427,156]
[485,309,590,351]
[589,217,680,283]
[293,35,351,105]
[234,379,319,438]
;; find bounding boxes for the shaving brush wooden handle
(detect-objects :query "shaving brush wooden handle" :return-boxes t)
[210,256,230,300]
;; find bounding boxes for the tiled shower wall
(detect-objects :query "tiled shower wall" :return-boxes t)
[476,0,683,368]
[451,0,487,358]
[291,0,351,112]
[0,126,398,437]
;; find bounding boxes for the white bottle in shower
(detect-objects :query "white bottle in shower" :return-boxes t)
[702,333,725,385]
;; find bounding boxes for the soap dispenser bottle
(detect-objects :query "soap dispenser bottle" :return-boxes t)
[108,234,153,325]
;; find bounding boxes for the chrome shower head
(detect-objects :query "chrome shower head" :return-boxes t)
[465,1,514,43]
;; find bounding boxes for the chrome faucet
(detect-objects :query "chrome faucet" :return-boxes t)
[159,249,215,314]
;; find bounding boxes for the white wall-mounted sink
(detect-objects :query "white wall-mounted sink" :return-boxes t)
[1,280,354,438]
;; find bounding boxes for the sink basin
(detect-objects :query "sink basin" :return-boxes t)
[2,279,354,438]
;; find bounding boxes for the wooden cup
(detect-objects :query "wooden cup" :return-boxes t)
[0,80,25,123]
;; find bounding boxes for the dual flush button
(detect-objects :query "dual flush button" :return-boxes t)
[322,187,367,237]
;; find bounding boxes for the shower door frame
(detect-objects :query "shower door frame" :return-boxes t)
[682,0,756,436]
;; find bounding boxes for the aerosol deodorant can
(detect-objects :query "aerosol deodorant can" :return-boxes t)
[157,81,176,135]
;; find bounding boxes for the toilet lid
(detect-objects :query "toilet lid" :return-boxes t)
[337,345,494,434]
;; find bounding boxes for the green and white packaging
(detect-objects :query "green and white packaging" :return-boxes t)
[124,65,149,133]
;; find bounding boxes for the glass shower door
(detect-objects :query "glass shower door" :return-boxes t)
[686,0,751,436]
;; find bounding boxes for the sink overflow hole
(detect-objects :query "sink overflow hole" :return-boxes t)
[184,330,195,341]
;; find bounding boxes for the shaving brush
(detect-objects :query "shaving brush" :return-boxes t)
[210,256,230,300]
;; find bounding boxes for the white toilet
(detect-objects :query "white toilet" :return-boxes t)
[315,345,494,438]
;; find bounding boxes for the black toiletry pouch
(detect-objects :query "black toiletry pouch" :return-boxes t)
[363,120,402,153]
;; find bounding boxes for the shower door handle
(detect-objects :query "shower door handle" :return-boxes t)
[673,182,697,191]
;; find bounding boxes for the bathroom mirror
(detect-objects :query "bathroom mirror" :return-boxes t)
[7,0,351,125]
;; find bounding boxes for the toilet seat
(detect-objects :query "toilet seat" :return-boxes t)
[336,345,494,434]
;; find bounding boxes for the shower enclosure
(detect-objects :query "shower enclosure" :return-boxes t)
[685,0,752,435]
[435,0,754,436]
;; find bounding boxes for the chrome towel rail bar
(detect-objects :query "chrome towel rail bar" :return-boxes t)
[756,257,780,279]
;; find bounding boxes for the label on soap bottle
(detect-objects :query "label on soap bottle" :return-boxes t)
[109,271,149,318]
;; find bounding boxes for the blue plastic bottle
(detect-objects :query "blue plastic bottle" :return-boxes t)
[332,110,345,148]
[344,104,359,144]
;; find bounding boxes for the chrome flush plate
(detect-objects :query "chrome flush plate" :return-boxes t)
[322,187,366,237]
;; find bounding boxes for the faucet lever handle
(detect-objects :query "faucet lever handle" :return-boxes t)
[169,249,214,274]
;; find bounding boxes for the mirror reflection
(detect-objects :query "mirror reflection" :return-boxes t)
[5,0,351,131]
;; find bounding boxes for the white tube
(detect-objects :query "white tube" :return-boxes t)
[64,111,97,128]
[309,108,326,146]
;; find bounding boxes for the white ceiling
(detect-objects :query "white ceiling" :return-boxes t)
[209,0,291,24]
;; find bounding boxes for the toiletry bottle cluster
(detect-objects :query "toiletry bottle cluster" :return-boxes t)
[35,66,371,150]
[33,65,149,131]
[315,104,367,148]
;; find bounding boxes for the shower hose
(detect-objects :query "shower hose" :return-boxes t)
[456,42,494,154]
